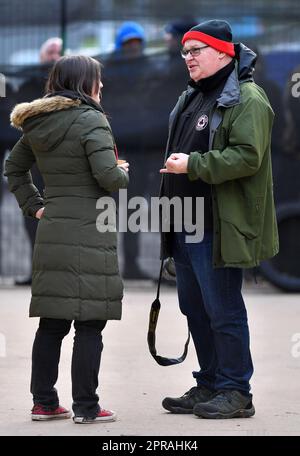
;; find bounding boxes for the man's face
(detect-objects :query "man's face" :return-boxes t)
[164,33,181,54]
[183,39,221,81]
[121,38,143,57]
[41,43,61,64]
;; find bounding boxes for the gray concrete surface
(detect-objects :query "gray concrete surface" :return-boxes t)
[0,281,300,436]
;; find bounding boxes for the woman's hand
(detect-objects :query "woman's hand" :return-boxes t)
[35,207,45,219]
[160,153,189,174]
[118,162,129,173]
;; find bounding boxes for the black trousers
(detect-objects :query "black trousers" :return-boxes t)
[31,317,107,418]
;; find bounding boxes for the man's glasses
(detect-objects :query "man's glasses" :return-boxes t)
[181,45,209,59]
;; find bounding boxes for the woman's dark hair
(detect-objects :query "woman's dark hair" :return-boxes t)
[45,55,102,99]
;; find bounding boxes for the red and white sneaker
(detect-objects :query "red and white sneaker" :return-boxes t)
[31,404,71,421]
[73,408,117,424]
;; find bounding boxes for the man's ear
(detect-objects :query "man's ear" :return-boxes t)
[218,51,226,60]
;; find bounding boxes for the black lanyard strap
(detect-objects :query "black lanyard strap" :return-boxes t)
[147,259,190,366]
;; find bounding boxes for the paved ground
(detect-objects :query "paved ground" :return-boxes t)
[0,280,300,436]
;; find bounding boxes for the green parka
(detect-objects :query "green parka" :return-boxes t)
[5,96,128,320]
[161,44,279,268]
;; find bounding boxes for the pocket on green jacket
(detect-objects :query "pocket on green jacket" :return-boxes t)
[220,219,257,264]
[218,195,263,240]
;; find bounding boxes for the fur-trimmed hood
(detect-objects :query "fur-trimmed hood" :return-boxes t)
[11,96,81,130]
[11,96,84,152]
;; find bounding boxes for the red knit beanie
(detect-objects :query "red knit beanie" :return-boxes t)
[182,19,235,57]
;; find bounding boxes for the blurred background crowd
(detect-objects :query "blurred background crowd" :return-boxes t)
[0,0,299,290]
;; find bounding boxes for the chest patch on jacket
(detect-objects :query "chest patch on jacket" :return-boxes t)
[196,114,209,131]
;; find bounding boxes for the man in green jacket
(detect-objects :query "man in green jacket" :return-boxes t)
[160,19,279,419]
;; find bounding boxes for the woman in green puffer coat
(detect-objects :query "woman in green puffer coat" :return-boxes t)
[5,55,129,423]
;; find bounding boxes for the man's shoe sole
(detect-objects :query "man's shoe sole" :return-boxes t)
[193,405,255,419]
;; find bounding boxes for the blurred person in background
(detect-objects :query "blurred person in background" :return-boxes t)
[252,46,284,159]
[164,19,198,57]
[0,82,19,203]
[114,21,145,58]
[274,63,300,205]
[0,81,19,277]
[15,37,62,285]
[40,37,62,64]
[103,21,154,279]
[5,55,129,423]
[159,19,199,109]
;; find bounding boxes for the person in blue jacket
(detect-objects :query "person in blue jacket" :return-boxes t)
[114,21,145,58]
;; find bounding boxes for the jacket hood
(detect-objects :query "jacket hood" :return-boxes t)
[10,96,82,152]
[235,42,257,82]
[216,42,257,108]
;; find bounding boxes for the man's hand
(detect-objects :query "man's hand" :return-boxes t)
[160,153,189,174]
[35,207,45,219]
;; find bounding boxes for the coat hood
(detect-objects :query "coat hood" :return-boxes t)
[235,42,257,82]
[10,96,82,152]
[216,42,257,108]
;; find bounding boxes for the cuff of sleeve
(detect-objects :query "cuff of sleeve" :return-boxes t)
[119,167,129,186]
[187,152,201,181]
[27,202,44,218]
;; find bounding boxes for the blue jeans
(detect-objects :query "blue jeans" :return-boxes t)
[172,230,253,395]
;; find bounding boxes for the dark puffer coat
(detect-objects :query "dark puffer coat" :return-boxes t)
[5,96,128,320]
